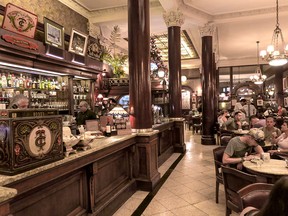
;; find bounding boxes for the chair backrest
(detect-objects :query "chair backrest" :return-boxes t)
[221,165,265,213]
[238,183,273,210]
[213,147,226,181]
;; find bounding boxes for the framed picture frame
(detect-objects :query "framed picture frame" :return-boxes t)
[87,36,103,60]
[284,98,288,107]
[2,3,38,38]
[257,99,263,106]
[44,17,64,49]
[68,28,88,56]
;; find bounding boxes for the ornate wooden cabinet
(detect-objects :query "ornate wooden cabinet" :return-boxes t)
[0,109,63,175]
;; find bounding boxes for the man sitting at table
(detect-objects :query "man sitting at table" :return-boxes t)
[222,128,265,170]
[223,111,243,130]
[260,115,281,142]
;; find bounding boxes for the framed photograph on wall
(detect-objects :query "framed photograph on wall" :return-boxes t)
[44,17,64,49]
[257,99,263,106]
[285,98,288,107]
[68,28,88,56]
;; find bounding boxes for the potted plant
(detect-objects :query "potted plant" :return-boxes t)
[101,26,128,78]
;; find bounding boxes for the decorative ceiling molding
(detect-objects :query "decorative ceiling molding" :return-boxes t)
[58,0,90,18]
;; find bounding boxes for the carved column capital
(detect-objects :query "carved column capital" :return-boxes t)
[199,23,215,37]
[163,9,184,27]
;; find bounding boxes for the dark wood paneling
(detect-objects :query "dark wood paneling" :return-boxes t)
[10,170,88,216]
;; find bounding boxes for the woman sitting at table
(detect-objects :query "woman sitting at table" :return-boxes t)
[268,120,288,157]
[240,176,288,216]
[217,109,229,128]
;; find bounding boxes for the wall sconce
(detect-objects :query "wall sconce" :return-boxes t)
[181,75,187,82]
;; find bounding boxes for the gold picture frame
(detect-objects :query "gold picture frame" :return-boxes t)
[68,28,88,56]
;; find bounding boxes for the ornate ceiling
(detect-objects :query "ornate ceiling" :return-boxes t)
[59,0,288,74]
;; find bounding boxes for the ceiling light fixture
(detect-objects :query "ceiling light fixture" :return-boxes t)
[251,41,267,84]
[260,0,288,66]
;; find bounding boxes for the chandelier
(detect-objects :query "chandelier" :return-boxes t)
[260,0,288,66]
[251,41,267,84]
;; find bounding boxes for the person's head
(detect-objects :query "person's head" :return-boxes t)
[250,115,259,127]
[258,176,288,216]
[79,101,89,113]
[280,108,287,116]
[245,128,265,147]
[234,111,243,121]
[9,94,29,109]
[265,116,276,128]
[280,120,288,133]
[240,98,247,105]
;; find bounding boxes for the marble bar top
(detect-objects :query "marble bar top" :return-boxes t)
[0,120,178,204]
[0,124,171,204]
[0,186,17,202]
[0,134,136,203]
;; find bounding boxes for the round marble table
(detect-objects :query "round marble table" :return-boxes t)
[243,159,288,183]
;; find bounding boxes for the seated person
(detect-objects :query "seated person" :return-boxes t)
[218,109,229,127]
[240,176,288,216]
[260,116,281,142]
[76,101,96,125]
[222,128,265,170]
[8,94,29,109]
[223,111,243,130]
[250,115,266,128]
[268,120,288,156]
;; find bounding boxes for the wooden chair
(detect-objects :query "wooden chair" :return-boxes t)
[221,166,266,216]
[238,183,273,210]
[213,146,226,203]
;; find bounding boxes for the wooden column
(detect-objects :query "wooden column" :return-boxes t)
[274,66,284,107]
[163,10,184,118]
[199,24,216,145]
[128,0,152,132]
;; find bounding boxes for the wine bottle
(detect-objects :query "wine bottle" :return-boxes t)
[106,120,111,137]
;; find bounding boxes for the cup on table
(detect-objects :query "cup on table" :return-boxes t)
[261,152,270,162]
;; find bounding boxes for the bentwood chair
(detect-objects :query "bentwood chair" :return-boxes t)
[221,166,266,216]
[213,146,226,203]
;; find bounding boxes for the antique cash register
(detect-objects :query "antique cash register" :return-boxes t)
[0,109,63,175]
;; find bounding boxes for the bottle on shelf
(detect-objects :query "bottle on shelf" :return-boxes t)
[105,120,111,137]
[1,73,7,88]
[7,73,11,87]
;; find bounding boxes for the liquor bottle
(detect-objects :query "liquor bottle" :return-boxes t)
[11,74,15,88]
[1,73,7,88]
[7,73,11,87]
[106,120,111,137]
[19,74,23,88]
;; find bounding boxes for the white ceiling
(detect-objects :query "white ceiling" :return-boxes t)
[60,0,288,71]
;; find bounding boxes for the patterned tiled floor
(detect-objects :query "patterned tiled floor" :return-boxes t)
[113,130,239,216]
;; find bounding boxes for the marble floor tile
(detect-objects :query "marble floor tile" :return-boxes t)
[113,131,234,216]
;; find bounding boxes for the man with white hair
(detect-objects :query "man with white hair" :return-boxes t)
[76,101,96,125]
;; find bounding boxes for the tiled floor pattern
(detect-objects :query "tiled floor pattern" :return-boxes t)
[113,131,239,216]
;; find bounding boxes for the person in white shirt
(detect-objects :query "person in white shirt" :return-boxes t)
[268,120,288,156]
[243,102,257,119]
[234,98,246,120]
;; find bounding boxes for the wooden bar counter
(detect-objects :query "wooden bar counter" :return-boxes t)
[0,120,185,216]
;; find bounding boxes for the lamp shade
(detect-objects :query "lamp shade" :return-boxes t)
[108,106,128,116]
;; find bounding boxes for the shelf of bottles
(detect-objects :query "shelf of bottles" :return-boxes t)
[73,79,91,110]
[0,70,69,110]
